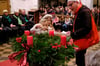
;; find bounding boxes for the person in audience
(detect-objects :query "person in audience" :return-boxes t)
[55,7,61,14]
[1,9,17,38]
[64,6,68,15]
[0,22,3,43]
[19,9,34,30]
[11,10,26,36]
[59,15,65,22]
[62,14,73,31]
[94,7,98,25]
[0,21,8,43]
[91,8,95,19]
[51,12,62,32]
[19,9,29,23]
[97,9,100,26]
[1,10,12,27]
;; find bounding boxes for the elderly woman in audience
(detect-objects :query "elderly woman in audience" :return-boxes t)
[2,10,12,27]
[11,10,26,36]
[1,9,17,38]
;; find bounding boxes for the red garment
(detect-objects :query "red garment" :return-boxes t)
[73,5,99,50]
[74,16,99,50]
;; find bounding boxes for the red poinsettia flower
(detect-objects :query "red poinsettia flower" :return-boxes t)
[52,46,54,48]
[38,50,41,52]
[52,46,57,49]
[65,46,67,48]
[57,45,61,48]
[50,44,53,46]
[16,37,22,43]
[55,43,58,45]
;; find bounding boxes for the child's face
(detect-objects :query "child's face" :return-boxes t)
[41,21,48,31]
[42,21,48,27]
[47,21,52,26]
[47,17,52,21]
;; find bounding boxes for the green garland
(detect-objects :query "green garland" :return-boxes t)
[12,33,77,66]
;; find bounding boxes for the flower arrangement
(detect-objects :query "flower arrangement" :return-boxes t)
[8,31,77,66]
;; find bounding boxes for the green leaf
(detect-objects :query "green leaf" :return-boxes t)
[11,32,76,66]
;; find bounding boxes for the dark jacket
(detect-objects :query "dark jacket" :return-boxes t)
[1,15,12,27]
[71,5,92,39]
[0,21,1,27]
[19,14,29,23]
[11,15,26,27]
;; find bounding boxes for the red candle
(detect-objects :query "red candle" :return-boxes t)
[24,30,30,36]
[27,36,33,46]
[60,35,66,46]
[49,30,54,36]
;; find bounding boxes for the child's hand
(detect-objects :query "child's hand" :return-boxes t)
[42,26,48,31]
[36,25,42,29]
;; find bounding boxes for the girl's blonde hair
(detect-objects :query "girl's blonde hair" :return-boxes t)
[39,18,47,23]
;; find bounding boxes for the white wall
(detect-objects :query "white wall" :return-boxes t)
[81,0,93,9]
[10,0,38,14]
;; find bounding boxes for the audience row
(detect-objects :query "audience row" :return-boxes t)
[0,9,34,43]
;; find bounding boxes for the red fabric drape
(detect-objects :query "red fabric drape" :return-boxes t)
[73,15,99,50]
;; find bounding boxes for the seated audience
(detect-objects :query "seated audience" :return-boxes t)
[11,10,26,36]
[0,22,8,43]
[62,15,73,31]
[52,14,62,32]
[19,9,34,30]
[1,9,17,38]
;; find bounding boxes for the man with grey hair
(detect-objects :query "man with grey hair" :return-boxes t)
[67,0,99,66]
